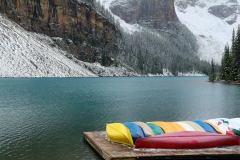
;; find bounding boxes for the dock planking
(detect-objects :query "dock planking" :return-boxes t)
[83,131,240,160]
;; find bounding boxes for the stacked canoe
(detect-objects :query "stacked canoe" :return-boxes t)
[106,118,240,149]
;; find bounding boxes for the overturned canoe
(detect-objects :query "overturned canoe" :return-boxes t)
[134,122,155,136]
[182,121,205,132]
[124,122,145,142]
[233,118,240,124]
[205,119,235,135]
[106,123,134,147]
[193,120,218,133]
[135,131,240,149]
[204,120,222,134]
[167,122,186,132]
[175,121,196,131]
[151,121,175,133]
[214,118,240,136]
[147,123,165,135]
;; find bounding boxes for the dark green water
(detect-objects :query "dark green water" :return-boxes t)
[0,77,240,160]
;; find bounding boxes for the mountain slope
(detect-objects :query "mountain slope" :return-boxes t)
[175,0,240,64]
[98,0,209,76]
[0,14,137,77]
[0,14,97,77]
[0,0,120,64]
[102,0,239,65]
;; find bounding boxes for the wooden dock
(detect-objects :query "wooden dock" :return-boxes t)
[83,131,240,160]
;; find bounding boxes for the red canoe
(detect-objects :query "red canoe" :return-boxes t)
[135,131,240,149]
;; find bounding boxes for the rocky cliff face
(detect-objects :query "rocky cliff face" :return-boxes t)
[110,0,178,30]
[0,0,120,63]
[176,0,239,25]
[208,4,238,25]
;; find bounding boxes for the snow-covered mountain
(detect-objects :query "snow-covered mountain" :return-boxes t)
[175,0,240,64]
[97,0,210,76]
[0,14,137,77]
[2,0,233,77]
[100,0,240,65]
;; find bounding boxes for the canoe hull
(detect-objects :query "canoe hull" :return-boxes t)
[135,131,240,149]
[123,122,145,142]
[205,119,235,135]
[147,123,165,135]
[134,122,155,136]
[193,120,218,133]
[106,123,134,147]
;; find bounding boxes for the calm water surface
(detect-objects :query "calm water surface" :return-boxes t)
[0,77,240,160]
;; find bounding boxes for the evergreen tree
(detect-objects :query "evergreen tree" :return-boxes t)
[232,27,240,81]
[229,29,235,80]
[220,44,231,80]
[101,48,108,66]
[209,59,216,82]
[219,27,240,82]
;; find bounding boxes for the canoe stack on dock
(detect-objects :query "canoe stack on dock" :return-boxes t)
[106,118,240,149]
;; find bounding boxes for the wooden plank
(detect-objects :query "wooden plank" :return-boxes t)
[83,131,240,160]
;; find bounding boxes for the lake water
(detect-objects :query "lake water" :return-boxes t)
[1,77,240,160]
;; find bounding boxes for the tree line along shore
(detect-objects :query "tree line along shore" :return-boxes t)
[209,27,240,83]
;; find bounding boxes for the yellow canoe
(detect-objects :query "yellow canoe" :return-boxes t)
[134,122,155,136]
[151,121,175,133]
[167,122,186,132]
[204,120,223,134]
[106,123,134,147]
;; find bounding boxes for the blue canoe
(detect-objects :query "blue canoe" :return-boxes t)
[123,122,146,142]
[192,120,218,133]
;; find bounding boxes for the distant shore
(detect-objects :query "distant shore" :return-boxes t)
[208,80,240,85]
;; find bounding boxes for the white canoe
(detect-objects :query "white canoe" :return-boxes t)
[213,118,240,131]
[183,121,205,132]
[134,122,155,136]
[232,118,240,126]
[175,122,195,131]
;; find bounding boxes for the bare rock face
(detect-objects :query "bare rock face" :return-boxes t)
[110,0,179,30]
[208,5,237,24]
[0,0,120,63]
[175,0,239,25]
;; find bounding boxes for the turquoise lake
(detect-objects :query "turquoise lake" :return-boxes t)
[0,77,240,160]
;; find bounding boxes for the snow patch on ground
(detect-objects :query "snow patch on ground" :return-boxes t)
[147,69,206,77]
[177,71,206,77]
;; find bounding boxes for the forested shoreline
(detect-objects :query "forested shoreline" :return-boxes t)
[210,27,240,82]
